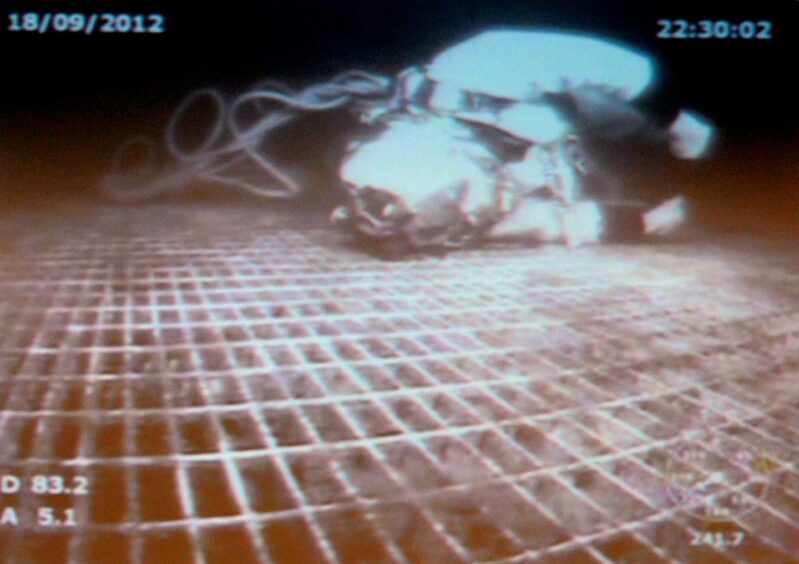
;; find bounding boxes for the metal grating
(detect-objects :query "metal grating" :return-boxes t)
[1,202,799,563]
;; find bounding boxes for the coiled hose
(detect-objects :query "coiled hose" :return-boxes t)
[103,70,391,201]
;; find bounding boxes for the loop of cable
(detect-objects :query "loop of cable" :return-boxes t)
[103,71,392,201]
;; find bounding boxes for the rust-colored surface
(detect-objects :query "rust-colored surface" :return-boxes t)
[0,202,797,562]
